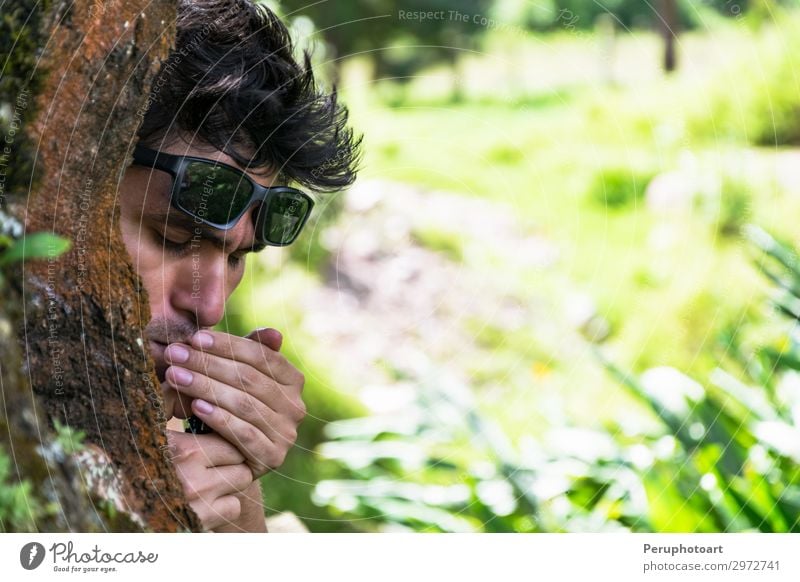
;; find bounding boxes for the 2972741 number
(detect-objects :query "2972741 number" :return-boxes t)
[730,560,779,571]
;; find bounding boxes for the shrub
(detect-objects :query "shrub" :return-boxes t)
[587,166,655,210]
[687,15,800,147]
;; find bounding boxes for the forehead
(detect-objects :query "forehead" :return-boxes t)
[158,139,277,189]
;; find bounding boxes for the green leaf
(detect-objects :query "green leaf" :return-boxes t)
[0,232,71,266]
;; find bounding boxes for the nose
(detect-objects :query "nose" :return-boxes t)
[169,253,227,329]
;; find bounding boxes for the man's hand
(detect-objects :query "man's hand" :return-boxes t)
[166,430,254,530]
[162,328,306,479]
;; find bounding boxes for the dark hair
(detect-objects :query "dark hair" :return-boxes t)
[136,0,361,193]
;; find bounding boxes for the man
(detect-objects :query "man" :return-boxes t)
[118,0,361,531]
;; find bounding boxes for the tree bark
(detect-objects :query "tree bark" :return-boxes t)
[1,0,202,531]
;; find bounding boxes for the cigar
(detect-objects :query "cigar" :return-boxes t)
[185,414,213,434]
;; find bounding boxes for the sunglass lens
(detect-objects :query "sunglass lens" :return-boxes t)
[261,190,311,245]
[177,161,254,225]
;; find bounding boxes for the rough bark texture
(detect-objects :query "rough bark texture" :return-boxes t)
[0,260,106,532]
[1,0,202,531]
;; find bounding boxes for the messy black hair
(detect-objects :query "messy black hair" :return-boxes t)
[137,0,361,192]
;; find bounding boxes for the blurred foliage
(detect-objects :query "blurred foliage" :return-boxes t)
[587,165,655,210]
[286,189,346,273]
[494,0,700,30]
[312,355,646,532]
[0,418,85,532]
[0,232,71,267]
[273,0,493,82]
[311,226,800,532]
[708,176,752,238]
[267,0,784,90]
[52,419,86,457]
[0,445,45,532]
[686,12,800,146]
[0,225,71,287]
[231,4,800,534]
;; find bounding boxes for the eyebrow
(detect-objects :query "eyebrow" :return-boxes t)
[147,212,268,254]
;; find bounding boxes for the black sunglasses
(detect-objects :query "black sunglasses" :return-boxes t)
[132,145,314,247]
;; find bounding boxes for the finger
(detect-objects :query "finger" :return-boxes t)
[173,457,252,499]
[168,431,246,466]
[208,463,254,495]
[161,380,195,419]
[188,330,301,386]
[190,398,294,477]
[163,348,302,416]
[165,365,299,436]
[192,495,241,531]
[246,327,283,352]
[201,434,249,466]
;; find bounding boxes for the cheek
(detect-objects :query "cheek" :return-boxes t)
[122,231,173,303]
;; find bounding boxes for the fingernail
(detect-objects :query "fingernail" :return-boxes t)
[170,367,193,386]
[193,399,214,415]
[165,344,189,363]
[193,331,214,349]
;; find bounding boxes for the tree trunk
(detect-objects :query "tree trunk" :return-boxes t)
[659,0,678,73]
[1,0,202,532]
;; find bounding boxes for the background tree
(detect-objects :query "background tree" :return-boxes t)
[276,0,493,88]
[659,0,679,72]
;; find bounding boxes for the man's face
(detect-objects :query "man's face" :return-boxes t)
[118,139,276,382]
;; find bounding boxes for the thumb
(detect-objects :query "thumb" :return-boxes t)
[246,327,283,352]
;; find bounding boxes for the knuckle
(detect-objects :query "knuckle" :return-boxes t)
[235,392,258,417]
[237,465,255,490]
[224,496,242,522]
[279,418,298,443]
[240,365,261,387]
[267,444,288,468]
[266,352,288,375]
[293,398,307,422]
[184,440,203,459]
[176,468,204,500]
[275,448,289,467]
[183,481,202,501]
[196,374,215,400]
[284,427,298,446]
[169,437,198,463]
[239,423,261,446]
[270,350,288,367]
[193,352,212,377]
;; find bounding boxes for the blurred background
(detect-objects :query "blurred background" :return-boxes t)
[221,0,800,532]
